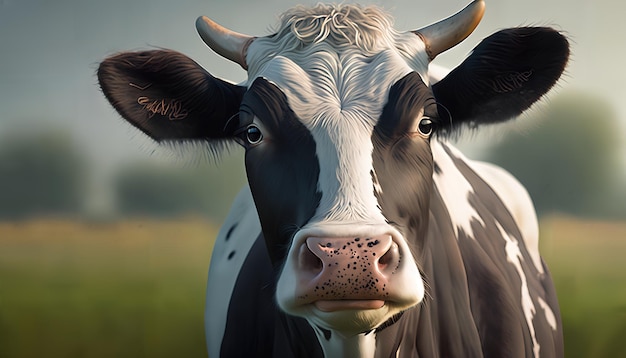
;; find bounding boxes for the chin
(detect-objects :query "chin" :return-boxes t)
[296,301,401,336]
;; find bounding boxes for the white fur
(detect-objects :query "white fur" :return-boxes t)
[432,142,486,238]
[497,222,540,358]
[468,161,544,273]
[433,143,547,356]
[537,296,558,331]
[205,187,261,358]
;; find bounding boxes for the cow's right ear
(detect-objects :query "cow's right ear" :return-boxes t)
[97,50,245,142]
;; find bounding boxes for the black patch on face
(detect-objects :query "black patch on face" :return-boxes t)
[372,72,438,249]
[240,78,321,265]
[222,234,323,357]
[375,73,440,140]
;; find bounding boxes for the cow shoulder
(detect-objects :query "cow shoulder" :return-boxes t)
[466,159,543,273]
[205,186,261,357]
[431,141,542,273]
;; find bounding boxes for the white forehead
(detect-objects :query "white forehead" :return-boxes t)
[243,4,431,127]
[246,31,430,127]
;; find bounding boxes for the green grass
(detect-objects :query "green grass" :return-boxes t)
[0,219,217,358]
[0,216,624,357]
[540,216,626,358]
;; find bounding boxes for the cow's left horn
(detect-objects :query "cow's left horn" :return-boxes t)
[413,0,485,60]
[196,16,255,70]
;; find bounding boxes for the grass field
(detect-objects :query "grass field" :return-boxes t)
[0,216,624,357]
[0,218,217,358]
[540,216,626,357]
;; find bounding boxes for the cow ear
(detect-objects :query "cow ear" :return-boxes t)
[97,50,245,143]
[432,27,569,134]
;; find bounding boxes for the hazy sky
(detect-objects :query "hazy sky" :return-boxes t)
[0,0,624,172]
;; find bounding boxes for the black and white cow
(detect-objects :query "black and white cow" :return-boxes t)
[98,1,569,357]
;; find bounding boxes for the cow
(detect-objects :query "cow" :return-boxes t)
[97,1,569,357]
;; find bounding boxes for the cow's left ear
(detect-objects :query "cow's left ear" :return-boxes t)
[98,50,245,143]
[432,27,569,133]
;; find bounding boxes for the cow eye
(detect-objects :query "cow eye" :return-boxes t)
[246,124,263,145]
[418,117,434,136]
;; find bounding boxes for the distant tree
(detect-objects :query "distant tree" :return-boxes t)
[0,129,87,219]
[113,154,246,219]
[485,91,623,217]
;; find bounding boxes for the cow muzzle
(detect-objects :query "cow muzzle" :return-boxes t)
[297,235,399,311]
[276,226,424,334]
[276,225,424,335]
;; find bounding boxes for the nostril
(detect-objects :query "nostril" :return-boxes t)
[298,242,323,274]
[377,241,400,274]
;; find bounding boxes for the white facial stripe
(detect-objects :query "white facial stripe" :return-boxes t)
[311,118,386,222]
[432,142,485,238]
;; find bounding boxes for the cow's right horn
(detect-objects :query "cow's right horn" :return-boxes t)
[196,16,255,70]
[413,0,485,60]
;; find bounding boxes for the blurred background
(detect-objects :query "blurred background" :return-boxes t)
[0,0,624,357]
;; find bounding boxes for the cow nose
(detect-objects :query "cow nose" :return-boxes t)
[297,235,400,300]
[301,235,399,275]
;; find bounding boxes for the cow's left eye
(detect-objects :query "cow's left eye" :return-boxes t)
[418,117,434,136]
[246,124,263,145]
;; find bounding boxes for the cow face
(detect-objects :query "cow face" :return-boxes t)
[98,0,568,337]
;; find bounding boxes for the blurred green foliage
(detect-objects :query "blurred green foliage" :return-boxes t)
[0,125,246,221]
[486,91,625,218]
[0,129,87,219]
[113,154,245,220]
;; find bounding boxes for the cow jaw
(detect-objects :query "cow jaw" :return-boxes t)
[276,224,424,335]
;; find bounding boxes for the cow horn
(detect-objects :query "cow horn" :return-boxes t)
[195,16,255,70]
[413,0,485,60]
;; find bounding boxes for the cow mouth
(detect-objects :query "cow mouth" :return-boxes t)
[305,299,395,335]
[314,299,385,312]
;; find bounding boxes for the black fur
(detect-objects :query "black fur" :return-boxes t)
[432,27,569,134]
[241,79,322,264]
[97,50,245,144]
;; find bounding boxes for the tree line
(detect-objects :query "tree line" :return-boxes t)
[0,129,245,220]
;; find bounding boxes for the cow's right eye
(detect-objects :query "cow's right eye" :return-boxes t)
[245,124,263,145]
[418,118,434,136]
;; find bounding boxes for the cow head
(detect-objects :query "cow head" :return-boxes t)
[98,0,568,338]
